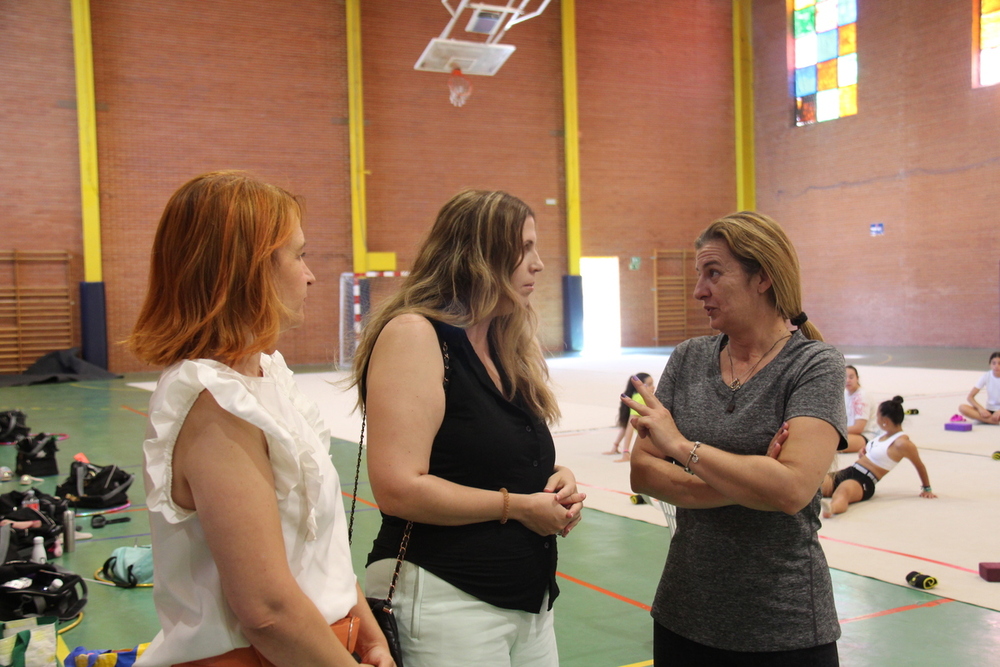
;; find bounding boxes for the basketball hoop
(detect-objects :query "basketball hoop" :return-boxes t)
[448,69,472,107]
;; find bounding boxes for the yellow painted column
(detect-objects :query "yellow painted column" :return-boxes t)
[71,0,102,282]
[345,0,396,274]
[345,0,369,274]
[733,0,756,211]
[561,0,582,277]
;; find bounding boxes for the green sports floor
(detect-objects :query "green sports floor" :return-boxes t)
[1,346,997,666]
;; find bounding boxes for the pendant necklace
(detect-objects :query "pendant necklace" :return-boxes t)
[725,333,791,413]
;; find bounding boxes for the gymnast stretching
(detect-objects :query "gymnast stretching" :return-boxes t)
[958,351,1000,424]
[822,396,936,518]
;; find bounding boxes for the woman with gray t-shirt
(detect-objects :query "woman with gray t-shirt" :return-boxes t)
[626,212,847,667]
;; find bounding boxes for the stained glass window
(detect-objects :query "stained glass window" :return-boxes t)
[793,0,857,126]
[981,0,1000,86]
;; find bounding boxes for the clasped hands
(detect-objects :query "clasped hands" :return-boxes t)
[515,467,585,538]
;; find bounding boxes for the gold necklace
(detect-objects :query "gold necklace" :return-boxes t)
[726,334,792,412]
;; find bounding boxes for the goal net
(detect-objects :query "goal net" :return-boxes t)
[339,271,409,368]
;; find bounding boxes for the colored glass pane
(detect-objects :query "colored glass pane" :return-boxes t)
[815,0,839,33]
[791,0,857,124]
[817,29,839,62]
[817,59,838,90]
[838,53,858,86]
[839,22,857,55]
[982,47,1000,86]
[839,85,858,117]
[796,95,817,125]
[815,88,840,122]
[793,7,815,38]
[982,12,1000,50]
[796,66,818,96]
[838,0,857,25]
[983,0,1000,13]
[796,34,818,68]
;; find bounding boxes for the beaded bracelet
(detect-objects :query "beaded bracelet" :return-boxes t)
[499,487,510,524]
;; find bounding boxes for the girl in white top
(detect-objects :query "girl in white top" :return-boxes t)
[958,351,1000,424]
[822,396,936,518]
[128,172,394,667]
[843,365,878,452]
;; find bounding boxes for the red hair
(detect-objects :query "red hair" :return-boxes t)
[128,171,301,367]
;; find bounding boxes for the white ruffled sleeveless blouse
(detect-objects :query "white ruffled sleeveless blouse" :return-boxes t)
[136,352,356,666]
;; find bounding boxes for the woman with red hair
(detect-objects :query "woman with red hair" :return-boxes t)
[130,171,393,667]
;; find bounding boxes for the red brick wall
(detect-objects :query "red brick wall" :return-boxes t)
[753,0,1000,347]
[360,0,736,350]
[575,0,737,347]
[89,0,352,371]
[10,1,992,370]
[0,0,83,349]
[359,1,568,349]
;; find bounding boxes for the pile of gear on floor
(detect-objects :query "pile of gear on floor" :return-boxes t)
[0,409,149,666]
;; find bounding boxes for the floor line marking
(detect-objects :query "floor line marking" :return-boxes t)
[617,661,653,667]
[839,598,954,624]
[341,491,378,509]
[820,535,978,573]
[555,571,652,612]
[120,405,148,417]
[577,481,633,497]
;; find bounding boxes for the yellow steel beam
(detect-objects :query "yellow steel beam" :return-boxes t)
[346,0,369,274]
[70,0,102,282]
[733,0,756,211]
[561,0,582,276]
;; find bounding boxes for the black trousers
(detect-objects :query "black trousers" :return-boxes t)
[653,622,839,667]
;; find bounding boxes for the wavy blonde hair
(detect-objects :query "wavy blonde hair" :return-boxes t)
[128,171,301,367]
[351,189,560,423]
[695,211,824,341]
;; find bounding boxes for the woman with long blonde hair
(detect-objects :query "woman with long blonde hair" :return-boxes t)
[352,189,584,667]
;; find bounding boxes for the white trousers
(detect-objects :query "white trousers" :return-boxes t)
[365,559,558,667]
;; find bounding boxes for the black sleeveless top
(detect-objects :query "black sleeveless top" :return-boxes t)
[366,319,558,613]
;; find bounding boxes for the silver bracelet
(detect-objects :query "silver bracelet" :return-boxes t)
[683,442,702,474]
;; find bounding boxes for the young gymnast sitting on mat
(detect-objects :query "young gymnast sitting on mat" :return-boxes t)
[844,365,878,452]
[958,351,1000,424]
[822,396,936,518]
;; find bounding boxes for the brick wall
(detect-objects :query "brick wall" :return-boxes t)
[0,0,83,349]
[575,0,737,347]
[359,1,568,349]
[753,0,1000,347]
[6,1,995,372]
[89,0,352,371]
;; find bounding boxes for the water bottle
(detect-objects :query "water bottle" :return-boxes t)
[63,509,76,553]
[30,536,46,564]
[21,489,39,512]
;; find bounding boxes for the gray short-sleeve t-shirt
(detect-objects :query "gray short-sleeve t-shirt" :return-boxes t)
[650,331,847,652]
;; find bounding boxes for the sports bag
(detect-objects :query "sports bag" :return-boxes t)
[0,490,69,562]
[100,546,153,588]
[14,434,59,477]
[0,562,86,622]
[0,411,29,444]
[55,462,133,509]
